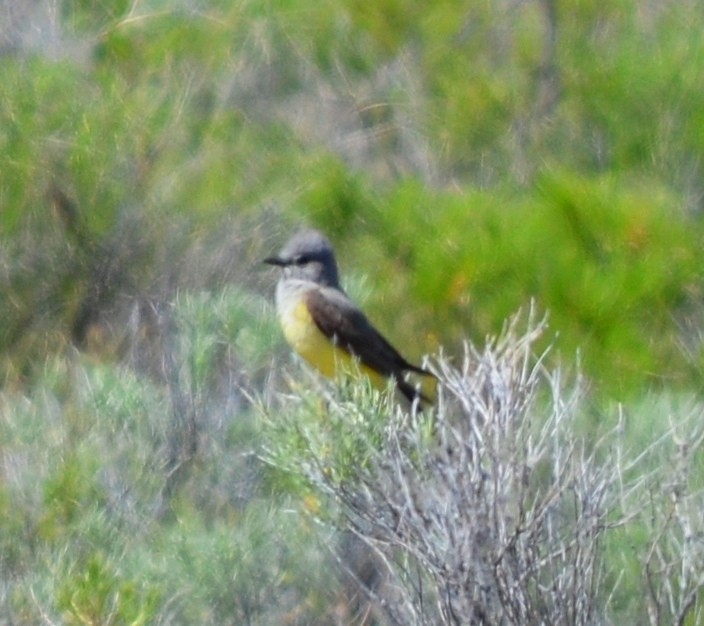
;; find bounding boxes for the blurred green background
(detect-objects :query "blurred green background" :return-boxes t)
[2,0,704,623]
[4,0,704,396]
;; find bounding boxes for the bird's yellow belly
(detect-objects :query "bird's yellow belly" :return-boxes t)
[281,300,386,389]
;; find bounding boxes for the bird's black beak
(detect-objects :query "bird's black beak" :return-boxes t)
[263,255,287,267]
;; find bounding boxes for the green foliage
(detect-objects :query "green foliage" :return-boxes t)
[264,377,396,488]
[62,0,131,33]
[298,171,703,395]
[562,2,704,172]
[295,156,374,240]
[56,551,161,626]
[40,452,107,542]
[5,0,704,397]
[144,502,332,624]
[174,287,280,385]
[0,294,334,624]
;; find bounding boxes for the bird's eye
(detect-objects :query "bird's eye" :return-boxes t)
[293,254,310,265]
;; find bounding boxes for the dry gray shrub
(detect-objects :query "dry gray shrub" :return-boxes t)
[642,417,704,626]
[261,310,637,625]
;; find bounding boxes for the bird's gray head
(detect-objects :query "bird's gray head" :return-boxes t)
[263,229,341,288]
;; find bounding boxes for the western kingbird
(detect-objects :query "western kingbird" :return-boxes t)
[264,229,433,405]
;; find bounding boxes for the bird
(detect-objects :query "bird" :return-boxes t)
[264,228,433,406]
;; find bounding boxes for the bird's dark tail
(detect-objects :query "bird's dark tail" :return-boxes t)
[396,368,436,409]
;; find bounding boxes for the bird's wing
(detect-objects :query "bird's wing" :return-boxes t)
[304,286,430,379]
